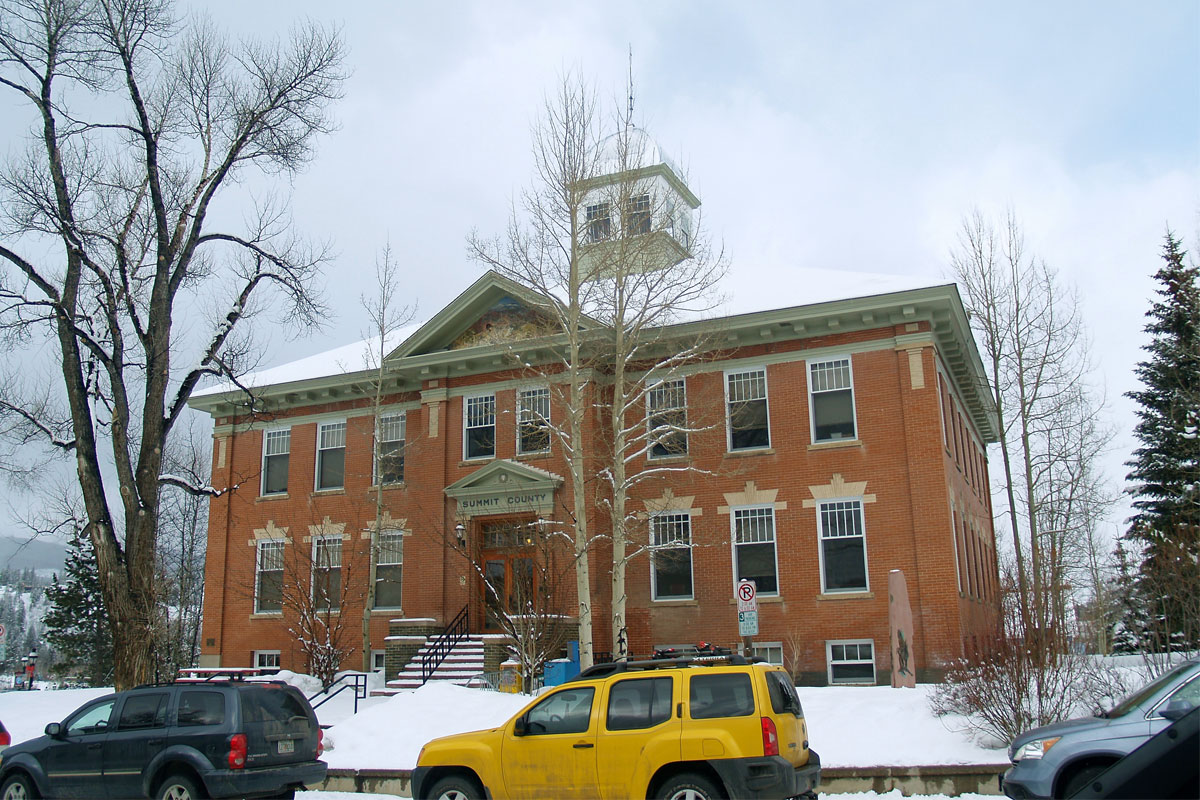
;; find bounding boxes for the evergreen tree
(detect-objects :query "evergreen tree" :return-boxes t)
[1124,232,1200,651]
[43,533,114,685]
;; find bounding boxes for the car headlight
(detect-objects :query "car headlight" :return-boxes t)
[1013,736,1061,761]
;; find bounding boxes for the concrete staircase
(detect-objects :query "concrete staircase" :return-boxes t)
[384,637,487,691]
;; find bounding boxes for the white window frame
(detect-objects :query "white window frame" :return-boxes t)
[808,356,858,443]
[463,393,496,460]
[586,201,611,242]
[261,427,291,496]
[623,193,651,236]
[253,650,281,670]
[752,642,784,666]
[311,535,343,611]
[650,512,694,601]
[826,639,876,685]
[373,529,405,610]
[254,540,285,614]
[730,505,780,597]
[816,498,870,594]
[725,367,771,452]
[647,378,688,459]
[371,650,387,672]
[517,386,552,455]
[315,419,347,491]
[374,412,406,485]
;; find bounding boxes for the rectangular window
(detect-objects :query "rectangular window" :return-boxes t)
[726,368,770,451]
[255,540,284,613]
[517,387,551,455]
[752,642,784,666]
[605,676,673,731]
[254,650,281,670]
[177,691,225,727]
[647,379,688,458]
[732,506,778,595]
[316,421,346,490]
[809,358,856,442]
[261,428,290,496]
[374,530,404,609]
[624,193,651,236]
[312,536,342,611]
[375,412,405,485]
[819,500,868,592]
[464,394,496,460]
[371,650,386,672]
[117,692,168,730]
[586,202,611,242]
[689,673,755,719]
[651,513,693,600]
[827,640,875,684]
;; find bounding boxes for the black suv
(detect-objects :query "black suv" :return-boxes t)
[0,679,326,800]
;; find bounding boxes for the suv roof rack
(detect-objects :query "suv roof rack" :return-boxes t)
[174,667,282,684]
[569,654,758,682]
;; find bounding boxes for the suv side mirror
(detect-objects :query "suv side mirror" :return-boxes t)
[513,716,527,737]
[1159,699,1193,721]
[44,722,62,738]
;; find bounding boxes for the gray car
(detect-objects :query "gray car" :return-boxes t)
[1002,657,1200,799]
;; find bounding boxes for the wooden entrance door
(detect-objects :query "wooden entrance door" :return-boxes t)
[479,519,537,631]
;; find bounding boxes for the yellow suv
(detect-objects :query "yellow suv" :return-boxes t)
[411,656,821,800]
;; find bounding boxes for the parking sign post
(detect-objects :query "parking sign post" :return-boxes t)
[736,579,758,657]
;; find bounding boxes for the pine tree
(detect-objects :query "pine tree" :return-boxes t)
[43,533,114,685]
[1124,232,1200,652]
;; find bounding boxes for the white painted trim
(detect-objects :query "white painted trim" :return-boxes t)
[815,496,870,595]
[728,503,780,597]
[723,365,771,453]
[806,354,859,445]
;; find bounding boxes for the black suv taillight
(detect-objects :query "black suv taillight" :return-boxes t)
[0,728,10,748]
[228,733,247,769]
[317,729,324,757]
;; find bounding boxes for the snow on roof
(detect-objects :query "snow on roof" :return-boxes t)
[191,269,949,400]
[190,324,417,398]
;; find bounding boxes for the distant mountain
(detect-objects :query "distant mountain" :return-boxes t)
[0,536,68,572]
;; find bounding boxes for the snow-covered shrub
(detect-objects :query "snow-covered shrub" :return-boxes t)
[929,638,1137,745]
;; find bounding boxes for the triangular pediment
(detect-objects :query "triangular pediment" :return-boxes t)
[388,271,586,360]
[444,459,564,498]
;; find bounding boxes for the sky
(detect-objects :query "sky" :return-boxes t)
[1,1,1198,543]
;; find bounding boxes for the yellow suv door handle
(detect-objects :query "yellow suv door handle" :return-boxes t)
[573,742,594,749]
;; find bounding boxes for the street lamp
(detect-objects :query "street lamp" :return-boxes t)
[25,647,37,690]
[454,523,466,547]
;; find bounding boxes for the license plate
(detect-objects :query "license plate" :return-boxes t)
[278,738,294,754]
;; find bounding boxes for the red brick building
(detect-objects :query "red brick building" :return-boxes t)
[189,269,1000,685]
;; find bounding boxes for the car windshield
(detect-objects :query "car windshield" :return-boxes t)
[1102,661,1197,718]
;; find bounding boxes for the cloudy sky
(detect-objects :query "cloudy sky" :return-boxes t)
[2,1,1197,540]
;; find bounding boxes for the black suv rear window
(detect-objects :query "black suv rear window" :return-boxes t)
[689,673,754,719]
[177,691,225,727]
[239,685,311,725]
[606,677,672,731]
[766,671,803,716]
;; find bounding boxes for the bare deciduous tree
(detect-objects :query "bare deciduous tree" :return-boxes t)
[0,0,345,688]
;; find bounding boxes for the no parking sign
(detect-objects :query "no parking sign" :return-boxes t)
[736,579,758,636]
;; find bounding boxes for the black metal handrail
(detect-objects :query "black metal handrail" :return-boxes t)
[421,605,468,685]
[308,672,368,715]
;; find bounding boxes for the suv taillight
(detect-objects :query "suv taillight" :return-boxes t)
[0,729,10,748]
[317,729,324,757]
[228,733,247,769]
[761,716,779,757]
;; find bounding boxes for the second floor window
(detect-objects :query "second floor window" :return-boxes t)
[261,428,290,496]
[647,379,688,458]
[810,358,856,442]
[316,421,346,490]
[651,512,693,600]
[376,413,405,484]
[255,540,284,613]
[374,530,404,609]
[819,499,868,592]
[312,536,342,611]
[586,202,611,242]
[465,395,496,460]
[732,506,778,595]
[517,387,551,455]
[624,194,651,236]
[727,368,770,451]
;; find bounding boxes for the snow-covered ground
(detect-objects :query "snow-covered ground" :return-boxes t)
[0,672,1006,800]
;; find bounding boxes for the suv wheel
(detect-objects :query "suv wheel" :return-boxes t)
[657,772,723,800]
[427,775,482,800]
[1059,761,1115,798]
[157,774,204,800]
[1,774,37,800]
